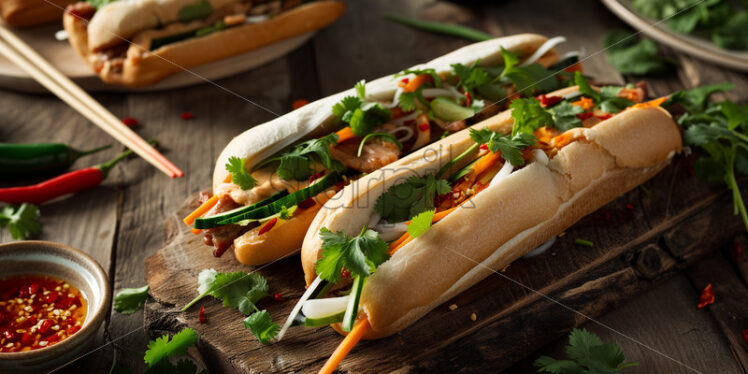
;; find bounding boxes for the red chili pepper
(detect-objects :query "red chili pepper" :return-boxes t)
[180,112,194,120]
[273,293,284,302]
[625,203,634,210]
[418,122,430,132]
[697,283,715,308]
[576,112,594,120]
[730,242,743,262]
[45,292,58,304]
[38,319,53,334]
[0,140,158,205]
[258,218,277,235]
[199,305,207,324]
[297,198,316,210]
[399,78,410,87]
[464,91,472,107]
[341,268,351,279]
[28,282,39,296]
[479,144,489,151]
[121,117,139,127]
[309,171,325,183]
[537,94,562,107]
[597,113,613,120]
[21,333,33,346]
[292,99,309,110]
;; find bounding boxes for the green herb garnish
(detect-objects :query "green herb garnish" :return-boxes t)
[257,133,343,181]
[534,328,638,373]
[510,98,553,136]
[332,80,392,136]
[383,13,493,42]
[0,203,41,240]
[500,47,559,95]
[144,328,198,368]
[469,128,537,167]
[243,310,279,345]
[603,30,676,75]
[374,174,451,222]
[407,209,435,238]
[226,156,257,190]
[114,285,149,314]
[316,227,390,283]
[179,0,213,22]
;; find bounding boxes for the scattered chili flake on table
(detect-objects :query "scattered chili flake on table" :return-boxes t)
[273,293,284,302]
[625,203,634,210]
[0,275,87,352]
[292,99,309,110]
[697,283,715,309]
[180,112,194,120]
[121,117,139,127]
[198,306,206,324]
[730,242,743,262]
[743,329,747,345]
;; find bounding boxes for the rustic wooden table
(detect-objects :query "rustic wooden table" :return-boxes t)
[1,0,747,373]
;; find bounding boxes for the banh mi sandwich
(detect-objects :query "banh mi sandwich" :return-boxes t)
[1,0,74,27]
[285,73,681,373]
[182,34,582,266]
[62,0,345,86]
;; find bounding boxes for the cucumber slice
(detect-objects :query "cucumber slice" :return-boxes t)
[342,276,365,332]
[304,311,345,327]
[431,97,475,121]
[193,189,288,229]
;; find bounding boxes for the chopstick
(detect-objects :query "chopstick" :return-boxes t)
[0,25,184,178]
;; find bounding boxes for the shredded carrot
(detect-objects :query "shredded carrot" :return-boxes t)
[471,151,502,181]
[183,195,219,226]
[403,74,433,93]
[335,127,356,144]
[191,228,202,235]
[390,235,414,255]
[633,96,667,109]
[618,88,639,102]
[551,133,576,148]
[389,232,410,251]
[318,318,371,374]
[432,206,457,222]
[572,97,595,110]
[534,126,559,146]
[564,63,583,73]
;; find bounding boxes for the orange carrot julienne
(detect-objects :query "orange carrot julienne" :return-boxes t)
[403,74,433,93]
[633,96,667,109]
[389,232,410,251]
[319,318,371,374]
[183,195,219,226]
[336,127,356,144]
[432,206,457,222]
[191,228,202,235]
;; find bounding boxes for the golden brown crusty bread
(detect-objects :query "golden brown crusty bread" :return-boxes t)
[300,87,682,339]
[1,0,73,27]
[63,1,346,86]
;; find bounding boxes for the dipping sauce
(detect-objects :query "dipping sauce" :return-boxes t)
[0,275,87,352]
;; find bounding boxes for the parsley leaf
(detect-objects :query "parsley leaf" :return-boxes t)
[243,310,279,345]
[144,328,198,368]
[534,328,638,373]
[604,30,676,75]
[0,203,41,240]
[550,101,584,131]
[469,128,537,167]
[510,98,553,136]
[225,156,257,190]
[114,285,149,314]
[374,174,451,223]
[407,209,435,238]
[259,134,343,180]
[316,227,390,283]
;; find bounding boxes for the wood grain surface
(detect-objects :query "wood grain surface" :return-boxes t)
[0,0,746,373]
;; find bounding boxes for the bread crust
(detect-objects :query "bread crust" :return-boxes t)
[1,0,73,27]
[300,89,682,339]
[63,1,346,86]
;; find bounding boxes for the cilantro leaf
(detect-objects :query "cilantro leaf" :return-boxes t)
[332,96,363,119]
[550,101,584,131]
[144,328,198,368]
[374,174,451,223]
[114,285,149,314]
[470,128,537,167]
[182,269,269,313]
[260,133,343,180]
[0,203,41,240]
[398,92,417,112]
[243,310,279,345]
[331,81,392,137]
[398,68,442,87]
[316,227,390,283]
[681,82,734,113]
[355,80,366,99]
[451,61,492,94]
[407,209,435,238]
[534,328,637,373]
[713,11,748,50]
[573,71,599,102]
[225,156,257,190]
[500,47,559,95]
[510,98,553,136]
[604,30,676,75]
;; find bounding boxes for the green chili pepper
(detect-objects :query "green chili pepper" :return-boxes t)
[0,142,111,178]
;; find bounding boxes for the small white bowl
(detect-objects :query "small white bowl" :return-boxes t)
[0,241,110,373]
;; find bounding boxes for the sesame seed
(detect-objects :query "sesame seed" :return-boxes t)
[54,287,61,292]
[52,309,61,316]
[43,291,50,296]
[63,284,70,289]
[15,329,26,334]
[38,341,48,347]
[5,343,12,348]
[470,313,477,321]
[449,304,458,311]
[51,325,59,331]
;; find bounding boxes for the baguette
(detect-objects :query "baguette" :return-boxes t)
[63,1,345,86]
[202,34,563,265]
[1,0,74,27]
[300,86,682,339]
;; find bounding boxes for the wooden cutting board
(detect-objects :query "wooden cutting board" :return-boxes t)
[144,154,743,373]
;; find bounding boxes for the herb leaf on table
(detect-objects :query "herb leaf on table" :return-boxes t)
[144,328,198,368]
[604,31,676,75]
[243,310,279,345]
[114,285,150,314]
[534,328,638,373]
[0,203,41,240]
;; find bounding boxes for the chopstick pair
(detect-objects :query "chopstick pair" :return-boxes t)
[0,25,184,178]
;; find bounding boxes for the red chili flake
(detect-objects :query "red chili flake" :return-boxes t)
[45,292,59,304]
[400,78,410,86]
[625,203,634,210]
[537,94,562,107]
[341,268,351,279]
[730,242,743,262]
[21,333,33,346]
[297,198,316,210]
[576,112,594,120]
[67,325,81,335]
[743,329,748,345]
[464,91,472,107]
[335,181,346,190]
[309,171,325,183]
[697,283,715,308]
[199,305,207,324]
[258,218,278,236]
[273,293,284,302]
[180,112,194,120]
[38,319,53,334]
[418,122,430,132]
[2,329,14,341]
[292,99,309,110]
[480,144,489,151]
[121,117,139,127]
[597,113,613,120]
[28,283,39,296]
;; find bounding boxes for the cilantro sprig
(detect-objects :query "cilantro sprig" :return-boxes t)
[0,203,41,240]
[510,98,553,136]
[256,133,343,181]
[225,156,257,190]
[374,174,451,223]
[451,61,492,95]
[469,129,537,167]
[534,328,638,373]
[144,328,199,368]
[500,47,559,96]
[114,285,150,314]
[604,30,676,75]
[332,80,392,136]
[407,209,435,238]
[243,310,279,345]
[316,227,390,283]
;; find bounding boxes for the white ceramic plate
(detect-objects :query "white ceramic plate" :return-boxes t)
[0,22,314,92]
[602,0,748,72]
